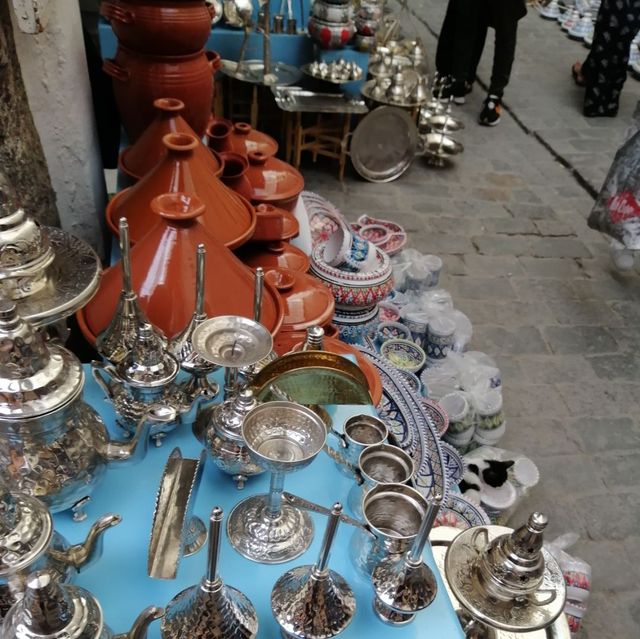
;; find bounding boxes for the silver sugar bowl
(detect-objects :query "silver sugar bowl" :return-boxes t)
[0,483,120,619]
[201,388,264,489]
[0,571,163,639]
[92,323,192,446]
[0,300,161,518]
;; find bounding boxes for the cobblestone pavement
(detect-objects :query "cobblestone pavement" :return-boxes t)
[302,4,640,637]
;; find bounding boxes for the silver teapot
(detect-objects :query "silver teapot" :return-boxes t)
[386,68,408,104]
[0,300,163,517]
[1,571,163,639]
[92,323,194,446]
[199,388,263,489]
[0,484,120,618]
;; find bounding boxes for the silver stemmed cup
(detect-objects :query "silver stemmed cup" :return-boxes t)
[271,503,356,638]
[226,401,327,564]
[372,491,443,625]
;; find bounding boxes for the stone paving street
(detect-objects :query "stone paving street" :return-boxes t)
[302,3,640,637]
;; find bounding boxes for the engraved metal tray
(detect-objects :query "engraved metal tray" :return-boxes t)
[220,59,302,85]
[272,86,369,114]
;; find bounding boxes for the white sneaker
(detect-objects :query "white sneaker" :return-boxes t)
[610,239,636,271]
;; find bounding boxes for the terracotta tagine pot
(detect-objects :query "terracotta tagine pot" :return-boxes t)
[100,0,214,56]
[273,328,383,405]
[265,267,334,333]
[252,204,299,242]
[218,151,253,201]
[107,132,255,248]
[119,98,222,182]
[245,151,304,211]
[83,193,283,341]
[103,46,220,140]
[206,118,279,158]
[236,240,310,273]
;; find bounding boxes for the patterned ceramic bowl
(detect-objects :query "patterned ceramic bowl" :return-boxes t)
[397,369,423,396]
[419,398,449,436]
[378,301,401,322]
[375,320,411,346]
[312,242,392,284]
[380,338,426,374]
[333,305,380,345]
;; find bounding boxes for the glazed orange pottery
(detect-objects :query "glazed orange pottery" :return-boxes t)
[119,98,222,182]
[100,0,214,56]
[265,268,334,333]
[107,132,255,248]
[273,330,383,404]
[218,152,253,201]
[103,46,219,140]
[236,241,310,273]
[206,118,279,158]
[245,151,304,211]
[82,193,283,341]
[252,204,300,242]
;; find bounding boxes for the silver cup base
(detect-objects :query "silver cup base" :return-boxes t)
[227,494,314,564]
[372,597,416,626]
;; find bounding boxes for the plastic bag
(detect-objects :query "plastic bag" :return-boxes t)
[391,249,443,292]
[588,129,640,249]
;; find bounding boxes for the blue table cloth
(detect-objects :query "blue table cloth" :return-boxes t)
[52,366,464,638]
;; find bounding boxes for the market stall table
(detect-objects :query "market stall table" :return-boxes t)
[52,365,465,638]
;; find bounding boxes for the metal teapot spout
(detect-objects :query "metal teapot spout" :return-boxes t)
[91,360,125,402]
[113,606,165,639]
[49,513,121,571]
[99,405,177,464]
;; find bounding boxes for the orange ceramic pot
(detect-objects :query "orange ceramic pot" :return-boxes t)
[82,193,283,341]
[207,118,279,158]
[245,151,304,211]
[273,330,383,404]
[265,268,334,333]
[119,98,222,182]
[100,0,214,55]
[103,46,220,140]
[236,241,310,273]
[218,152,253,201]
[252,204,299,242]
[107,132,255,248]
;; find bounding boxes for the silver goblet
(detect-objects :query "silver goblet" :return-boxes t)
[227,401,327,563]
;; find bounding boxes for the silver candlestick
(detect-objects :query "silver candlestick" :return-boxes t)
[271,503,356,638]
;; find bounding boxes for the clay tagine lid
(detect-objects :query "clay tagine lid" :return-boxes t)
[265,267,334,332]
[252,203,300,242]
[0,483,52,575]
[107,132,256,249]
[85,193,283,340]
[236,240,310,273]
[0,300,84,419]
[245,151,304,207]
[119,98,223,182]
[207,117,279,158]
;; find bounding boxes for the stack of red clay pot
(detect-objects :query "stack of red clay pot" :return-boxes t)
[100,0,219,140]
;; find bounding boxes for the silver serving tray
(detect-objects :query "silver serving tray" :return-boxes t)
[272,86,369,114]
[429,527,572,639]
[220,59,302,85]
[350,106,418,182]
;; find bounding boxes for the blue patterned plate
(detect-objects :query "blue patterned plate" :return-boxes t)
[359,347,447,502]
[435,494,491,531]
[440,442,466,486]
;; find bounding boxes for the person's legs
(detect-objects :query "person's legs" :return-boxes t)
[487,11,519,96]
[435,0,457,79]
[450,0,485,84]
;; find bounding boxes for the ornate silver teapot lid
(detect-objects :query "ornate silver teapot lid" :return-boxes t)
[445,513,567,633]
[0,299,84,418]
[0,482,52,575]
[211,388,257,442]
[0,177,54,275]
[118,323,179,388]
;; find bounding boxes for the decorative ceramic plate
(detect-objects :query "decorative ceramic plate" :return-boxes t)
[419,398,450,436]
[440,443,466,486]
[354,214,408,256]
[435,494,490,531]
[301,191,349,247]
[360,347,447,502]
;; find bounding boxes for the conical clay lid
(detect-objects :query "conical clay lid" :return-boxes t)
[107,132,255,248]
[85,193,283,340]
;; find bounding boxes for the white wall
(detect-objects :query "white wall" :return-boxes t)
[10,0,106,255]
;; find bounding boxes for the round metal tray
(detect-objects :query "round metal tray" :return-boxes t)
[220,59,302,86]
[350,106,419,183]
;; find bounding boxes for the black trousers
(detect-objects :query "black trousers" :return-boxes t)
[435,0,525,97]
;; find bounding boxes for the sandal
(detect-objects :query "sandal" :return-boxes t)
[572,62,586,87]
